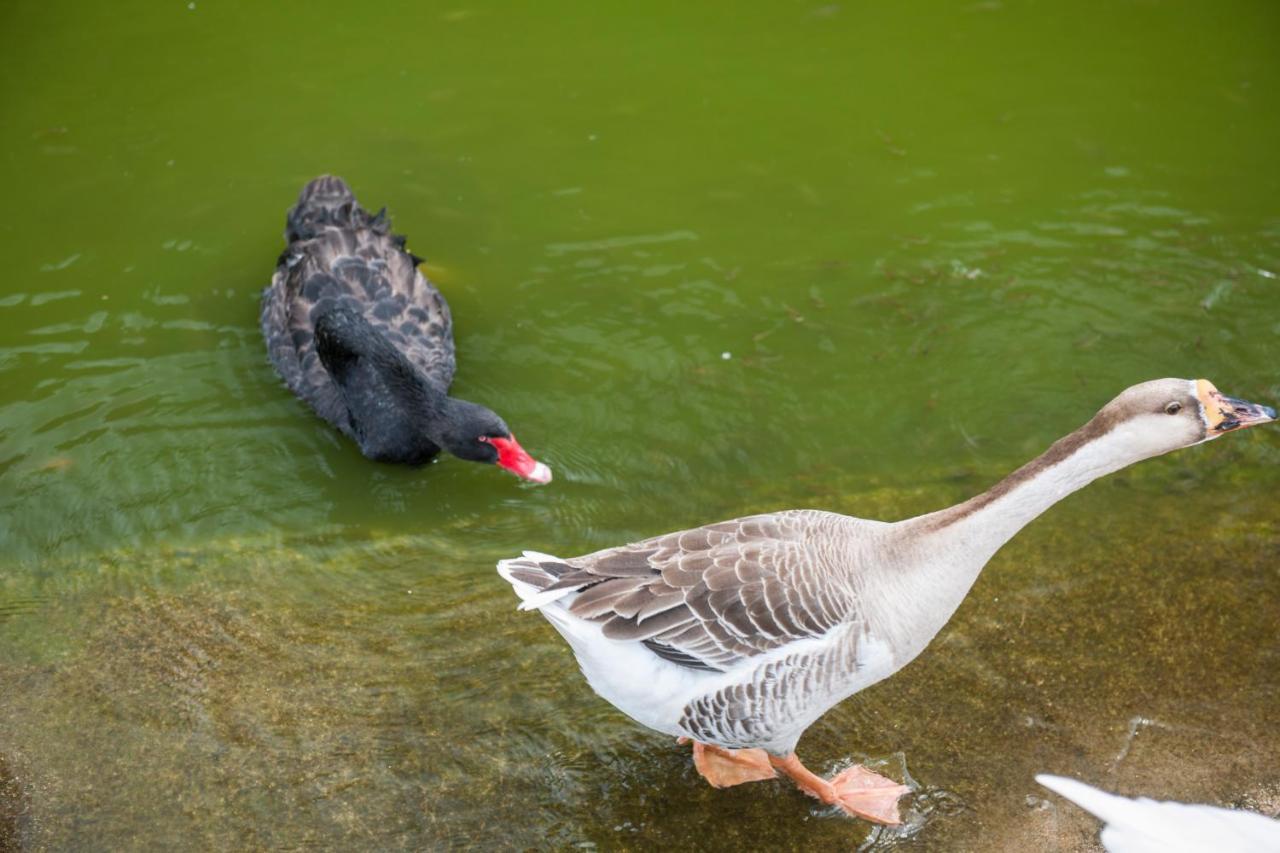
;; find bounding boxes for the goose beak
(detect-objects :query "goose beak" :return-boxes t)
[489,435,553,484]
[1196,379,1277,435]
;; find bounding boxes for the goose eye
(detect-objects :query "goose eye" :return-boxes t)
[1164,401,1182,415]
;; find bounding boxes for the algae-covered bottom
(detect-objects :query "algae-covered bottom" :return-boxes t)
[3,0,1279,848]
[1,476,1276,851]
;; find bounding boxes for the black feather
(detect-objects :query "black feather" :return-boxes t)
[642,640,722,673]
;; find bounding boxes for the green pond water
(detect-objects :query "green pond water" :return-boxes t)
[2,0,1279,849]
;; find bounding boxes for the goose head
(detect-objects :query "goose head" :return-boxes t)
[438,398,553,484]
[1091,378,1275,462]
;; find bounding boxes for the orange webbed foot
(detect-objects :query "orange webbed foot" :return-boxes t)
[689,741,777,788]
[826,764,912,824]
[770,753,911,825]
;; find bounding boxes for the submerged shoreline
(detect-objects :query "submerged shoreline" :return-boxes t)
[1,479,1275,850]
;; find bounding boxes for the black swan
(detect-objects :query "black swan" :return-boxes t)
[261,176,551,483]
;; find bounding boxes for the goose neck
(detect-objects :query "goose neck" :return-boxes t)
[882,413,1158,636]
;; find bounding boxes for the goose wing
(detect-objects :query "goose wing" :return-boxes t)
[527,510,859,672]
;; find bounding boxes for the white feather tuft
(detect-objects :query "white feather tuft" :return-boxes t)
[1037,775,1133,826]
[516,587,574,611]
[496,553,577,610]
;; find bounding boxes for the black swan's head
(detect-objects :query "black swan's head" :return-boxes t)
[439,399,553,484]
[313,307,553,482]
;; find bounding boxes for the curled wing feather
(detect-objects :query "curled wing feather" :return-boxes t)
[551,511,857,672]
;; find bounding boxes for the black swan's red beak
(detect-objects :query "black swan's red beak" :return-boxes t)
[489,436,553,484]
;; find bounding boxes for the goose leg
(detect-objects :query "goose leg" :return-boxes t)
[769,753,910,824]
[681,738,777,787]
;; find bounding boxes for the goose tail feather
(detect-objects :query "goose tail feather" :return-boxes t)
[497,552,579,611]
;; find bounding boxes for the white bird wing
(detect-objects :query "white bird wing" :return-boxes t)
[1037,774,1280,853]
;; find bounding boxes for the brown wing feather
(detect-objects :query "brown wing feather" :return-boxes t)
[561,510,857,671]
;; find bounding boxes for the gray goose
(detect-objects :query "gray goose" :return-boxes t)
[261,175,550,482]
[498,379,1275,823]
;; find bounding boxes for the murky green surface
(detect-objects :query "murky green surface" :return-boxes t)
[2,1,1278,849]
